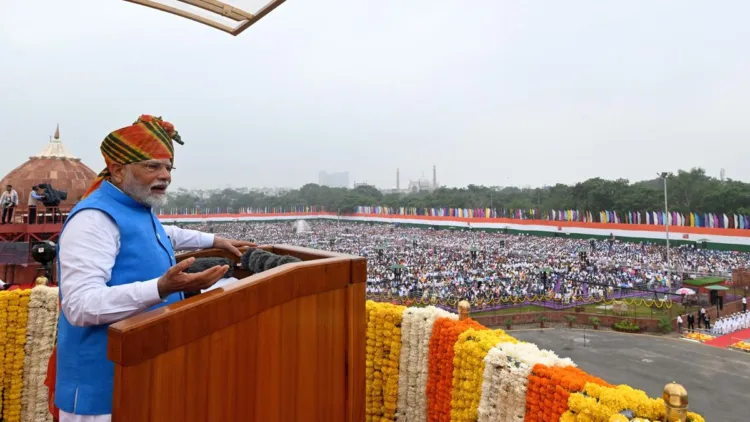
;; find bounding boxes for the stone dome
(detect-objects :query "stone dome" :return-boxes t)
[0,126,98,208]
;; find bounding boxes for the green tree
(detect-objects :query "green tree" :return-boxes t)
[164,167,750,217]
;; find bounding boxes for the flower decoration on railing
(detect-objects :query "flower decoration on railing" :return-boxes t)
[0,287,707,422]
[450,328,517,422]
[561,383,705,422]
[525,365,612,421]
[0,289,34,422]
[0,291,7,417]
[478,341,575,422]
[396,306,456,422]
[365,301,406,421]
[427,318,485,422]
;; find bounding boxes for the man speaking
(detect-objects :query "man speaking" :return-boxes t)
[50,115,252,422]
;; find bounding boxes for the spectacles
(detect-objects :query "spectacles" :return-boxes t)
[134,162,175,173]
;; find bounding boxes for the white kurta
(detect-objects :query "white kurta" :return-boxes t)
[58,208,215,422]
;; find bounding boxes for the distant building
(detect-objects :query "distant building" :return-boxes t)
[408,177,435,193]
[318,171,349,188]
[0,124,97,206]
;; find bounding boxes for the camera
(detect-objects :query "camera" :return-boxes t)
[37,183,68,207]
[31,240,57,279]
[32,241,57,266]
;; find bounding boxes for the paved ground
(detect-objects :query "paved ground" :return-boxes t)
[511,328,750,422]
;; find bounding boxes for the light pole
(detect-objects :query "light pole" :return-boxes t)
[658,172,672,289]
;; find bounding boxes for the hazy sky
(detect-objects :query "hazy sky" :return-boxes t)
[1,0,749,190]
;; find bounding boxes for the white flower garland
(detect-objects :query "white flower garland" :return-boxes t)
[396,307,416,421]
[20,286,59,422]
[395,306,457,421]
[478,342,575,422]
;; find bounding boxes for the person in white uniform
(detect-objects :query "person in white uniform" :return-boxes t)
[47,115,253,422]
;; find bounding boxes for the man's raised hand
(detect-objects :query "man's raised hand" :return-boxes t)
[213,237,256,257]
[157,257,229,298]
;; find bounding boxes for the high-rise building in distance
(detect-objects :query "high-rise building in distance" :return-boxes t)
[318,171,350,188]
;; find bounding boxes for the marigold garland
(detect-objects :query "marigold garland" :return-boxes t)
[561,382,706,422]
[0,290,8,417]
[426,317,485,422]
[450,328,517,422]
[21,286,59,422]
[395,306,457,422]
[365,300,406,422]
[524,364,612,422]
[730,340,750,352]
[1,289,31,422]
[683,332,714,343]
[478,341,575,422]
[0,290,709,422]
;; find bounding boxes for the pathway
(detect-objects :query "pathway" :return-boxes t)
[703,327,750,348]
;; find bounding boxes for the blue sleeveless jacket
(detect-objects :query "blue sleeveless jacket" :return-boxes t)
[55,181,182,415]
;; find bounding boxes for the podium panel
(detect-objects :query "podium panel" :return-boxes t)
[107,245,366,422]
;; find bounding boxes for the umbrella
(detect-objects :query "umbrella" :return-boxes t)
[704,285,730,291]
[675,288,695,295]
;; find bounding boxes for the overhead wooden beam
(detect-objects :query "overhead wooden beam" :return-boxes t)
[122,0,286,36]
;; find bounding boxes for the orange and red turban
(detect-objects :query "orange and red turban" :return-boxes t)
[82,115,183,199]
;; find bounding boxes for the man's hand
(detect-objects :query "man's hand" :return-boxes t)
[157,257,228,298]
[213,236,255,257]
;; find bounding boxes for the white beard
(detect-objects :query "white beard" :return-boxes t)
[122,169,169,208]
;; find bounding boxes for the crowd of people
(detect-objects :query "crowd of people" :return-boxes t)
[173,220,750,305]
[710,312,750,335]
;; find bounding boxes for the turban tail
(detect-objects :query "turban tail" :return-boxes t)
[82,115,184,199]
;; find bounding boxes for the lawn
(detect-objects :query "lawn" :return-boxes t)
[683,276,726,287]
[471,305,548,317]
[581,301,672,319]
[470,301,674,319]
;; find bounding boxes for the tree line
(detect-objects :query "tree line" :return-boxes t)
[165,168,750,215]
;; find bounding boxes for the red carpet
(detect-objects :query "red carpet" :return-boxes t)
[704,328,750,348]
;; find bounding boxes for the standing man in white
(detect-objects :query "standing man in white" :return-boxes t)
[0,184,19,224]
[46,115,253,422]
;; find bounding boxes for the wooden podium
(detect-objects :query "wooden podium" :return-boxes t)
[107,245,366,422]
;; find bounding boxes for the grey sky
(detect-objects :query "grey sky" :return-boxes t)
[1,0,748,190]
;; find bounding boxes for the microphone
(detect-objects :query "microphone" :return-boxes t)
[185,257,235,278]
[183,257,234,299]
[183,250,302,299]
[241,248,301,274]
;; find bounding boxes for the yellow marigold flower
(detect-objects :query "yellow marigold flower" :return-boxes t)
[1,289,30,422]
[0,291,7,417]
[560,410,577,422]
[583,382,604,399]
[687,411,706,422]
[364,301,405,422]
[450,328,515,422]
